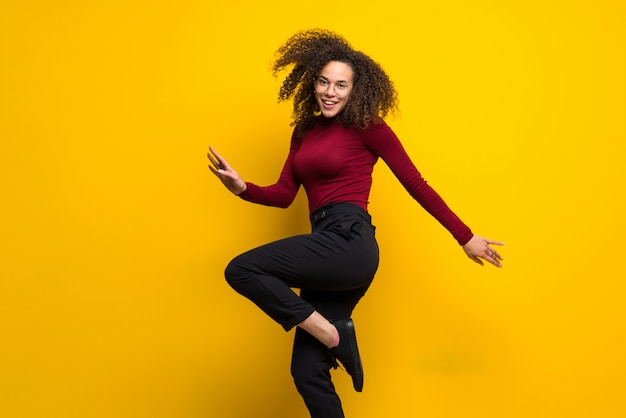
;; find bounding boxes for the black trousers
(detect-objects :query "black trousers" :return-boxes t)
[224,202,379,418]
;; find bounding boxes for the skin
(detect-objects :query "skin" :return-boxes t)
[208,146,504,345]
[208,61,504,346]
[209,145,504,268]
[314,61,353,118]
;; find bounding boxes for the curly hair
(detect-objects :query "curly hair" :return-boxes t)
[272,29,398,137]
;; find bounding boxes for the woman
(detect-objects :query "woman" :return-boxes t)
[208,29,503,418]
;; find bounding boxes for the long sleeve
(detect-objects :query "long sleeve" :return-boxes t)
[238,135,301,208]
[362,122,473,245]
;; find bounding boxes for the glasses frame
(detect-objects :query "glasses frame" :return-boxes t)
[313,77,352,96]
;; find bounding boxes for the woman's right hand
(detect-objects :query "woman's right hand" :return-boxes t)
[208,146,247,196]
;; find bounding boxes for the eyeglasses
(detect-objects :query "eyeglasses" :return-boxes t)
[314,78,351,95]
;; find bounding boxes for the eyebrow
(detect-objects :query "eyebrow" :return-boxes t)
[318,75,350,84]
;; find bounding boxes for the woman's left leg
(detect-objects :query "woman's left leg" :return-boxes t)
[224,204,379,416]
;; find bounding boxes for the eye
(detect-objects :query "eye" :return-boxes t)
[318,79,329,86]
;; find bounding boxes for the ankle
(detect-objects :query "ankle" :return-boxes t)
[327,324,340,349]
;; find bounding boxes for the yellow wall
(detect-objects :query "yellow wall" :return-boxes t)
[1,1,625,417]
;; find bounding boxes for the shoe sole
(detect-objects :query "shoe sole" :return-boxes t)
[345,319,364,392]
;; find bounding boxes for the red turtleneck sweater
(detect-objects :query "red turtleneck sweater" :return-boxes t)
[239,118,473,245]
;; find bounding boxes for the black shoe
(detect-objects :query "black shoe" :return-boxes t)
[329,319,364,392]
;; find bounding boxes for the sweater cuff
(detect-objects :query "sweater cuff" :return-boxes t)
[456,230,474,246]
[237,182,256,202]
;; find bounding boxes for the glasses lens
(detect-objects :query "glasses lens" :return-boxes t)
[314,79,349,95]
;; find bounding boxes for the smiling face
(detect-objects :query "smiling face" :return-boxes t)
[314,61,354,118]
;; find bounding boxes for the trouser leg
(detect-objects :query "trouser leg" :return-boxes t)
[291,329,343,418]
[223,204,379,417]
[224,214,378,331]
[291,287,370,418]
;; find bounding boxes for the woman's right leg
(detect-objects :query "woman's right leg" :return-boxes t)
[291,329,344,418]
[291,287,371,418]
[224,224,378,332]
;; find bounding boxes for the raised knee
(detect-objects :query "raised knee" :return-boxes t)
[226,253,259,292]
[224,258,245,289]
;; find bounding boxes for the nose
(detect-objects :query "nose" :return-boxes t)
[324,84,336,96]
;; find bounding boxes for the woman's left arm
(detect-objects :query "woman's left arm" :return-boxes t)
[363,122,504,267]
[462,235,505,268]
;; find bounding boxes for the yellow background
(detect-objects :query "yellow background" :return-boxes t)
[1,1,625,417]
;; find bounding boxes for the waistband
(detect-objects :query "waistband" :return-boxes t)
[309,202,371,225]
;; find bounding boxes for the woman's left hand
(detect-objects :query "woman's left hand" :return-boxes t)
[462,235,504,268]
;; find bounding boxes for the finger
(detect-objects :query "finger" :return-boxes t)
[209,146,229,169]
[210,165,234,180]
[473,257,485,266]
[485,252,502,267]
[487,248,503,261]
[207,154,221,170]
[207,148,222,168]
[485,239,505,246]
[468,254,484,266]
[208,165,222,177]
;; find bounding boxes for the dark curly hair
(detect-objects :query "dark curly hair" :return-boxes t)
[272,29,399,137]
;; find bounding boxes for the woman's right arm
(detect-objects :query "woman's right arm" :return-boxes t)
[208,137,301,208]
[208,146,248,195]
